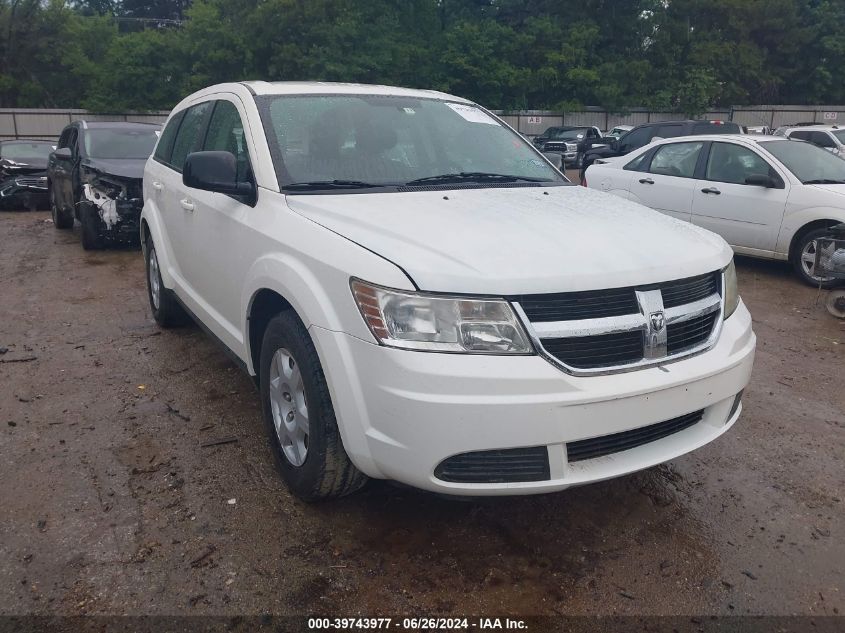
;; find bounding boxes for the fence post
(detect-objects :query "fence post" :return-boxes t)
[12,112,18,139]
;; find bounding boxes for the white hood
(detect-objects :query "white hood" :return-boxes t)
[285,185,733,295]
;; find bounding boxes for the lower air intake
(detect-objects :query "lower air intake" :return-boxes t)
[434,446,550,483]
[567,410,705,463]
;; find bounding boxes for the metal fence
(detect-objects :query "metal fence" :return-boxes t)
[2,105,844,141]
[0,109,170,141]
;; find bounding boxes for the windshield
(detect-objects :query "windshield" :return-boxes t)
[549,129,586,140]
[1,142,55,162]
[257,95,563,191]
[761,139,845,183]
[83,128,160,159]
[834,130,845,143]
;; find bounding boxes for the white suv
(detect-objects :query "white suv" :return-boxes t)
[776,124,845,155]
[141,82,755,500]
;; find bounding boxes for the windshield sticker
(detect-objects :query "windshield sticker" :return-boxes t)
[403,107,416,115]
[446,103,499,125]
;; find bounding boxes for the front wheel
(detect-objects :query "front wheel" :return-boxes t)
[260,311,367,501]
[50,185,73,229]
[792,228,840,288]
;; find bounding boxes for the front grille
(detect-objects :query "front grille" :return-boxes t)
[667,312,718,353]
[542,330,643,369]
[514,270,723,374]
[514,272,720,322]
[661,272,719,308]
[15,177,47,189]
[567,410,704,462]
[517,287,638,322]
[434,447,550,483]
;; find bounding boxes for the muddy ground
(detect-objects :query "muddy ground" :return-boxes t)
[1,210,843,618]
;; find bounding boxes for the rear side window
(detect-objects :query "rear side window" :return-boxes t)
[811,131,836,148]
[154,111,185,166]
[654,124,683,139]
[619,126,653,153]
[692,122,740,134]
[169,102,212,172]
[648,142,704,178]
[203,100,252,182]
[789,131,812,142]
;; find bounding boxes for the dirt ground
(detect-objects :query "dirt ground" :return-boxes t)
[1,210,843,618]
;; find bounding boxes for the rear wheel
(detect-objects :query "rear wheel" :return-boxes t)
[260,311,367,501]
[792,227,840,288]
[50,185,73,229]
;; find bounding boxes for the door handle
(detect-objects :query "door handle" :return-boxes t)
[180,199,195,212]
[639,178,654,184]
[151,181,163,191]
[700,187,721,195]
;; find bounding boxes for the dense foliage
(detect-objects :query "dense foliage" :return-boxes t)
[1,0,843,113]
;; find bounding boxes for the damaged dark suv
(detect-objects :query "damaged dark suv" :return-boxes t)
[48,121,161,249]
[0,139,56,211]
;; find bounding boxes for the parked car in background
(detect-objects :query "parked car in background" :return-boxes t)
[775,124,845,156]
[532,125,604,167]
[604,125,632,138]
[48,121,161,249]
[581,120,743,181]
[744,125,771,135]
[141,81,754,501]
[0,139,56,211]
[584,134,845,286]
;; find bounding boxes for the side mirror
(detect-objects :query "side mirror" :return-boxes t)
[745,174,776,187]
[542,152,563,170]
[52,147,72,160]
[183,151,254,197]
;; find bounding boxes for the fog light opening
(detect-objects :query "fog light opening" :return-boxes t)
[727,390,744,423]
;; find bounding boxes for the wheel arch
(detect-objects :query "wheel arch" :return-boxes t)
[788,218,841,262]
[247,288,295,378]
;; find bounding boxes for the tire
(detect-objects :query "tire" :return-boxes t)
[80,203,105,250]
[792,227,841,288]
[259,311,367,501]
[144,235,189,327]
[50,185,73,229]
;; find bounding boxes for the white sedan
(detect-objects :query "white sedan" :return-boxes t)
[585,134,845,286]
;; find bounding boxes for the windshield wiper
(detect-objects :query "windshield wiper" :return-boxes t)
[405,172,551,186]
[284,179,386,191]
[803,179,845,185]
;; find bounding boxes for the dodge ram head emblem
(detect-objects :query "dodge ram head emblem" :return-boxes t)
[649,311,666,333]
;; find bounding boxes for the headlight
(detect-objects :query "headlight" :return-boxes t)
[723,259,739,319]
[351,279,533,354]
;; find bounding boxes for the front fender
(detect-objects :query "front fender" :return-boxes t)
[140,197,177,289]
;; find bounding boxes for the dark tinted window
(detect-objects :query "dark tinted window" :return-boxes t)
[57,128,72,149]
[789,131,813,142]
[170,102,212,171]
[705,142,771,185]
[812,132,836,148]
[619,126,653,153]
[154,111,185,165]
[692,122,741,134]
[624,151,650,171]
[648,141,704,178]
[84,128,159,159]
[654,124,683,139]
[203,100,252,182]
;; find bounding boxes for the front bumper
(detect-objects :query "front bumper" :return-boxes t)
[80,199,142,241]
[312,302,755,495]
[0,177,49,210]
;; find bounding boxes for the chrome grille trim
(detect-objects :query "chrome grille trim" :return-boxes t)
[514,272,724,376]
